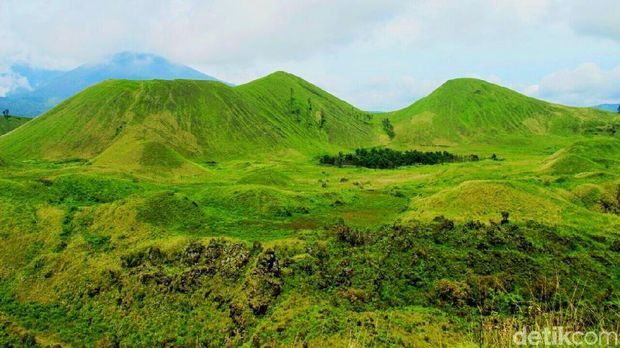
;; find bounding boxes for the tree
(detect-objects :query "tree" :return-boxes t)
[2,109,9,119]
[318,110,326,129]
[617,104,620,114]
[382,118,395,139]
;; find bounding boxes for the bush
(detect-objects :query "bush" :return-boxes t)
[320,147,473,169]
[433,279,472,307]
[334,222,368,246]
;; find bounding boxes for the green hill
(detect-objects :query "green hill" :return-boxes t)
[386,78,617,145]
[3,75,616,165]
[0,72,375,166]
[541,138,620,174]
[0,116,29,136]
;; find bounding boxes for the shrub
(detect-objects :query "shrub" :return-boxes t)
[433,279,472,307]
[320,147,473,169]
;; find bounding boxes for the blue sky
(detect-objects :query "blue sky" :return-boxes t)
[1,0,619,111]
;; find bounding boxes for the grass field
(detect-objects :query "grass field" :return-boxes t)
[0,74,619,346]
[0,116,30,136]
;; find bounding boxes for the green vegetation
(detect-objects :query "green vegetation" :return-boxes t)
[0,72,619,346]
[0,72,375,165]
[0,115,29,136]
[386,78,620,146]
[382,117,395,139]
[319,147,473,168]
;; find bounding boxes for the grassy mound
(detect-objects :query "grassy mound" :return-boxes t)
[237,168,293,187]
[542,138,620,174]
[198,185,312,219]
[137,191,206,231]
[541,152,603,174]
[139,142,185,168]
[410,180,562,223]
[571,184,606,209]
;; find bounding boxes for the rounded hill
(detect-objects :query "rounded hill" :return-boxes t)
[0,73,376,165]
[386,78,613,145]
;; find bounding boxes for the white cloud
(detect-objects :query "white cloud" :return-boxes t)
[1,0,619,109]
[525,63,620,106]
[0,69,31,97]
[343,75,441,111]
[0,0,407,68]
[565,0,620,43]
[363,0,555,49]
[523,84,540,96]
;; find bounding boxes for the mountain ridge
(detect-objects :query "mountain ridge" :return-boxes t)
[0,72,375,167]
[594,103,620,113]
[1,74,618,167]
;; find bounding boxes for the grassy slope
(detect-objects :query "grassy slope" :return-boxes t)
[0,72,375,165]
[0,116,29,136]
[385,78,619,146]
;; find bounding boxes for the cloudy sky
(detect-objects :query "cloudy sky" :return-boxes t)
[1,0,619,110]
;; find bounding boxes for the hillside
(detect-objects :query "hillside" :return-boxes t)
[541,137,620,174]
[0,116,29,136]
[0,72,375,167]
[386,78,618,145]
[0,52,218,117]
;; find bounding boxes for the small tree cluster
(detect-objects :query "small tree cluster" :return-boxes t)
[319,147,474,169]
[382,118,395,139]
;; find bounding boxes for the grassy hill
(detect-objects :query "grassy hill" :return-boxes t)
[0,116,29,136]
[0,72,375,167]
[385,78,618,146]
[541,138,620,175]
[3,75,616,166]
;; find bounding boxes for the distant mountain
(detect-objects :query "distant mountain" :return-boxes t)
[594,104,619,113]
[0,52,217,117]
[6,65,66,94]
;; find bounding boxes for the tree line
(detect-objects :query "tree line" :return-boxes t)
[319,147,479,169]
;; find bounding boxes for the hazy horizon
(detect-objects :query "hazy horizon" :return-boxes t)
[1,0,619,111]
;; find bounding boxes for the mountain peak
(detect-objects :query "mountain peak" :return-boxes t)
[434,78,503,94]
[107,51,167,65]
[250,71,307,85]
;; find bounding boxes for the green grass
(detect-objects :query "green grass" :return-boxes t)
[0,73,619,346]
[385,78,620,146]
[0,116,29,136]
[0,73,375,165]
